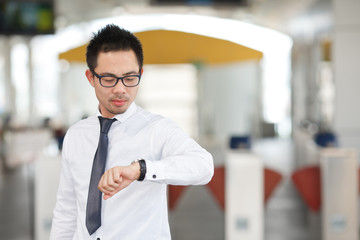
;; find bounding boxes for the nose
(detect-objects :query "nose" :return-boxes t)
[112,80,127,94]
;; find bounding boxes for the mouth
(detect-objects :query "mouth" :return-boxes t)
[111,99,127,106]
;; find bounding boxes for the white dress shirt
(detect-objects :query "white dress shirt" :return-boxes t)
[50,103,214,240]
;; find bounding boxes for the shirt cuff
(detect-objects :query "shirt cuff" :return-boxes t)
[144,160,165,181]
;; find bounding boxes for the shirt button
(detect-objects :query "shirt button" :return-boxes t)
[152,174,157,179]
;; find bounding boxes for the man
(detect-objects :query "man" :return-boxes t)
[50,24,214,240]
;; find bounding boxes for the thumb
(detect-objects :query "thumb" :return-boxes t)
[103,193,113,200]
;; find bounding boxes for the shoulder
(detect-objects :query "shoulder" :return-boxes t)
[135,106,183,133]
[66,116,98,136]
[127,106,180,132]
[134,106,165,124]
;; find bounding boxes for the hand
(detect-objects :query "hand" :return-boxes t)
[98,162,140,200]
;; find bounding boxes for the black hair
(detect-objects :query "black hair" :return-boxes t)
[86,24,143,72]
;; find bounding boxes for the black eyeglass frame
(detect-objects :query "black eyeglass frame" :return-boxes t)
[92,70,142,88]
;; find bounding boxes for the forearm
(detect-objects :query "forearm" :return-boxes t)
[50,186,77,239]
[50,143,77,239]
[146,121,214,185]
[50,206,77,239]
[145,145,214,185]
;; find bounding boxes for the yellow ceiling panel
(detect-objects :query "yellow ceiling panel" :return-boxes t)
[136,30,263,64]
[59,29,263,65]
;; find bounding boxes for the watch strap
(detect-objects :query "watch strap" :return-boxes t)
[137,159,146,181]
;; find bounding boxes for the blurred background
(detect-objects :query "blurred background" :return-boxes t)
[0,0,359,239]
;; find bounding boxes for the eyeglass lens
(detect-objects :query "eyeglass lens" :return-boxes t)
[100,76,140,87]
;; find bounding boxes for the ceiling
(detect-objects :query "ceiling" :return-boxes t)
[59,29,263,64]
[55,0,332,38]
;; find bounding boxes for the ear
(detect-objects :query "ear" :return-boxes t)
[140,68,144,75]
[85,69,95,87]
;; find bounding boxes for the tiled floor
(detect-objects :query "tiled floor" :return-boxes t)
[169,138,312,240]
[0,138,313,240]
[253,138,311,240]
[0,165,33,240]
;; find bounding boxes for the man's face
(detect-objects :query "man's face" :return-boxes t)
[86,50,141,118]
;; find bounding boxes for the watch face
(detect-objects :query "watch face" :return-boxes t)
[131,159,142,164]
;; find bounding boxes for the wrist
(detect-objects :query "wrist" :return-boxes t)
[131,159,146,181]
[130,161,141,180]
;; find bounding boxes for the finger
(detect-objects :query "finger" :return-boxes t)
[98,171,112,194]
[98,173,106,192]
[103,193,113,200]
[113,167,122,183]
[106,170,118,191]
[100,167,132,198]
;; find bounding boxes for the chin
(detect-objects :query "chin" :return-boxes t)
[112,107,128,115]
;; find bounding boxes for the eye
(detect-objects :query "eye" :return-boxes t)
[100,76,117,86]
[102,77,117,82]
[123,76,137,82]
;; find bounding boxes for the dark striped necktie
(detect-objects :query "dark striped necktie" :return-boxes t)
[86,116,116,235]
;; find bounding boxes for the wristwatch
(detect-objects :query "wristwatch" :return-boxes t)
[132,159,146,181]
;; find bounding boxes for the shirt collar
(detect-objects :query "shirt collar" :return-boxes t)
[97,102,137,123]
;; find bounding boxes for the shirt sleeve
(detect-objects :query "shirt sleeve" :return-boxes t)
[144,119,214,185]
[50,133,77,239]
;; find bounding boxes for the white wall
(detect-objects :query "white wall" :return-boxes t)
[333,0,360,155]
[198,60,261,146]
[137,64,198,138]
[60,63,98,125]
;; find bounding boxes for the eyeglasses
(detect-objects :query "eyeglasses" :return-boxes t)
[92,71,141,88]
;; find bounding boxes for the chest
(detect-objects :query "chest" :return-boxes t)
[67,125,161,192]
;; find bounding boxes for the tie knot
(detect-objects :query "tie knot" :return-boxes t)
[98,116,116,134]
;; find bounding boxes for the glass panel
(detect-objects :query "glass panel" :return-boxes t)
[138,64,198,138]
[11,42,29,124]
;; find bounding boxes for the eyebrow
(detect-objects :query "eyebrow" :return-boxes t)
[99,71,139,77]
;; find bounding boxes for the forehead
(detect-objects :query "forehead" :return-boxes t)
[97,50,139,68]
